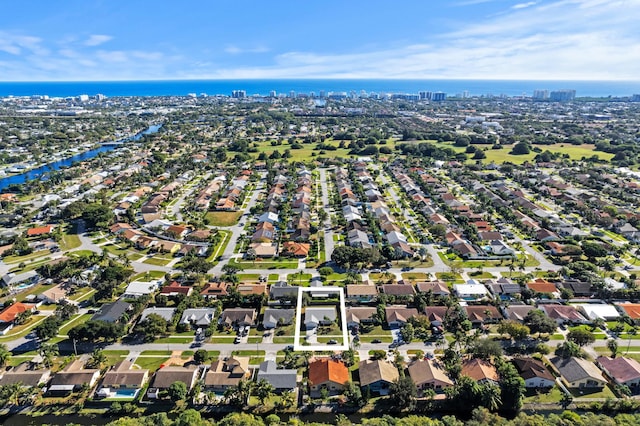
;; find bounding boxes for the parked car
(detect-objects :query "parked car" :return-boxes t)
[234,336,241,344]
[327,339,338,345]
[371,339,382,344]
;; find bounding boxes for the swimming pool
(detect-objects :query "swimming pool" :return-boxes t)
[114,389,138,398]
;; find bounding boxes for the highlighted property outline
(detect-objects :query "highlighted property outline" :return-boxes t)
[293,286,349,352]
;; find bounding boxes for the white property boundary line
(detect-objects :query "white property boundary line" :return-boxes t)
[294,286,349,352]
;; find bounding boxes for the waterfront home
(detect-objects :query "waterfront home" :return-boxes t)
[358,359,399,396]
[204,357,251,392]
[48,360,101,395]
[262,308,295,329]
[551,356,607,389]
[147,365,200,399]
[308,358,349,397]
[96,360,149,399]
[407,358,453,393]
[512,357,555,388]
[597,356,640,389]
[257,360,297,393]
[0,363,51,388]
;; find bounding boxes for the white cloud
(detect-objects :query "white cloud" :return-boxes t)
[84,35,113,47]
[225,45,269,54]
[512,1,537,9]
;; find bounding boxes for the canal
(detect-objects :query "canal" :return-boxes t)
[0,124,161,191]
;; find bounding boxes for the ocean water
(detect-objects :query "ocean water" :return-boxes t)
[0,79,638,98]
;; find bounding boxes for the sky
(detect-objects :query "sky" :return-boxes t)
[0,0,639,81]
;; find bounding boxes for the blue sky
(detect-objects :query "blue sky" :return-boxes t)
[0,0,638,81]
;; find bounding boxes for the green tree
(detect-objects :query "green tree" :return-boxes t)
[0,344,11,367]
[194,349,208,364]
[343,381,366,407]
[253,379,275,405]
[567,328,595,346]
[39,343,59,367]
[497,320,530,341]
[400,323,415,343]
[168,381,188,402]
[524,310,557,335]
[511,142,531,155]
[389,376,417,410]
[607,339,619,358]
[497,360,525,412]
[218,413,264,426]
[35,316,62,341]
[87,348,107,369]
[469,339,503,361]
[135,313,168,342]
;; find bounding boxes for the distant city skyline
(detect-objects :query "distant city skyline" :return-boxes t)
[1,0,639,82]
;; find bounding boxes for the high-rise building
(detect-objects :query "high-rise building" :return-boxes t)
[432,92,447,101]
[549,89,576,102]
[631,94,640,102]
[462,90,470,99]
[231,90,246,98]
[419,91,432,100]
[269,90,277,98]
[319,90,326,99]
[289,90,296,98]
[533,89,549,100]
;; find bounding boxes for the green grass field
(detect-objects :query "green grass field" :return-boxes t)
[250,139,356,162]
[426,140,614,164]
[205,211,243,226]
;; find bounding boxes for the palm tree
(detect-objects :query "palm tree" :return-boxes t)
[0,344,11,367]
[254,379,275,405]
[481,384,502,412]
[87,349,107,369]
[39,343,59,368]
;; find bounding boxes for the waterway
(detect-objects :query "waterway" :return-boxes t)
[0,124,161,192]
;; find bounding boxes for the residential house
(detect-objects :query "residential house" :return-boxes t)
[160,281,193,297]
[385,306,418,328]
[200,282,230,299]
[461,358,499,385]
[416,281,450,297]
[257,360,297,393]
[281,241,311,258]
[550,356,607,389]
[205,357,251,392]
[526,279,560,297]
[464,305,502,325]
[1,271,39,288]
[249,242,278,258]
[270,282,299,302]
[407,359,453,393]
[262,308,295,329]
[512,357,555,388]
[453,283,489,300]
[346,285,378,303]
[96,360,149,399]
[0,302,36,326]
[147,365,200,399]
[122,280,162,298]
[574,304,620,321]
[487,240,515,256]
[304,306,337,329]
[345,307,377,329]
[48,360,101,395]
[91,300,132,323]
[503,305,536,323]
[617,304,640,322]
[308,358,349,397]
[380,284,416,298]
[181,308,216,327]
[219,308,257,328]
[26,225,54,237]
[0,363,51,388]
[358,360,399,396]
[540,305,588,325]
[252,222,276,243]
[39,283,71,304]
[423,306,450,327]
[139,307,176,323]
[597,356,640,388]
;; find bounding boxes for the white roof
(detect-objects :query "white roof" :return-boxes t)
[573,304,620,320]
[453,284,488,295]
[124,280,161,296]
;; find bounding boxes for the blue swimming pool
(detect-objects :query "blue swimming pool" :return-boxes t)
[114,389,138,397]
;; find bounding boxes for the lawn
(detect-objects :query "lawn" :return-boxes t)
[58,314,92,335]
[268,274,280,282]
[143,257,172,266]
[140,350,172,356]
[3,250,50,264]
[131,270,167,281]
[103,350,129,366]
[435,272,463,282]
[133,356,169,372]
[205,211,243,227]
[207,230,232,263]
[153,337,193,344]
[228,258,298,269]
[569,384,616,399]
[59,233,81,251]
[0,315,47,342]
[401,272,429,281]
[523,386,564,404]
[238,273,261,281]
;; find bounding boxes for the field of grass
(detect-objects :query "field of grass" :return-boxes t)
[250,139,356,162]
[140,350,172,356]
[428,141,614,164]
[401,272,429,281]
[58,314,92,335]
[3,250,50,264]
[205,211,243,227]
[207,230,232,263]
[523,386,564,404]
[153,337,193,344]
[229,257,298,270]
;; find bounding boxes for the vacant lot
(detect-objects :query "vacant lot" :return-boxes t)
[205,211,243,226]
